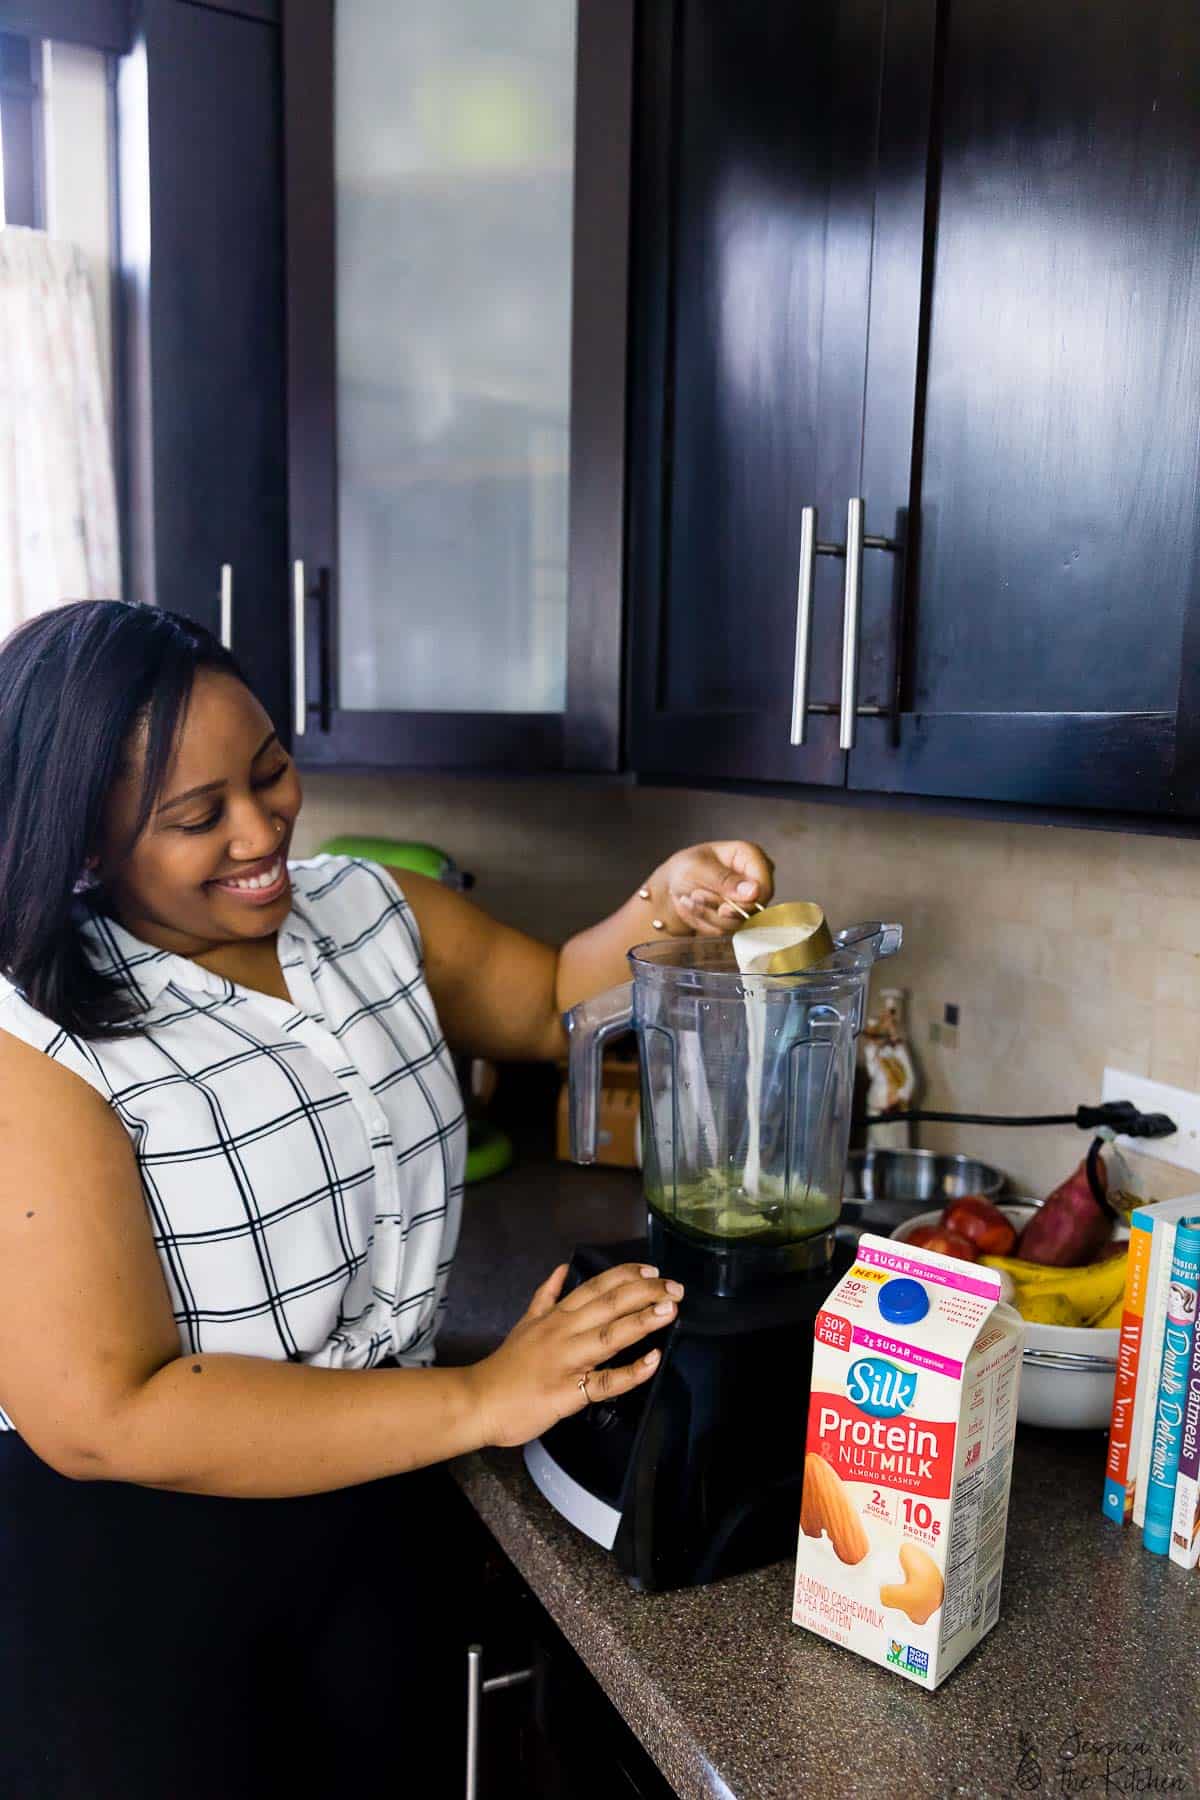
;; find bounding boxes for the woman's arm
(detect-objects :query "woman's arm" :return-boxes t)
[402,839,775,1062]
[0,1034,680,1497]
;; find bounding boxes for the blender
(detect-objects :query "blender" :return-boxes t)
[522,916,902,1591]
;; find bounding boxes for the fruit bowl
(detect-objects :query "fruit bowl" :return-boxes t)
[891,1202,1127,1431]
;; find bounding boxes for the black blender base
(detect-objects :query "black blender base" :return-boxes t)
[532,1235,853,1592]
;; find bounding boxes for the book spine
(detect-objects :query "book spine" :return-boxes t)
[1133,1218,1178,1529]
[1142,1219,1200,1556]
[1102,1216,1154,1523]
[1169,1307,1200,1570]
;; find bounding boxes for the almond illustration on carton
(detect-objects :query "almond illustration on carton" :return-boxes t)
[880,1541,944,1625]
[800,1452,869,1565]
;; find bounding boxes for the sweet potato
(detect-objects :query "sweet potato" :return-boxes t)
[1017,1152,1113,1267]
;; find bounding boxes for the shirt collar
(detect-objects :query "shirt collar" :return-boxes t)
[79,903,314,1014]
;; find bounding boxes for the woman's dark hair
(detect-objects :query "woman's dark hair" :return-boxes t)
[0,601,249,1039]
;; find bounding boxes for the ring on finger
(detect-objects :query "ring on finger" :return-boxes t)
[577,1372,592,1403]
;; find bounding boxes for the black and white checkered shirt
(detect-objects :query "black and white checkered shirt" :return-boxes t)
[0,857,465,1429]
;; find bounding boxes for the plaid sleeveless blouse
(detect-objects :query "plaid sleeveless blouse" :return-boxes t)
[0,857,466,1428]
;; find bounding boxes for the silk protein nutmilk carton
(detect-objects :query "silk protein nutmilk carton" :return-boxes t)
[792,1233,1024,1689]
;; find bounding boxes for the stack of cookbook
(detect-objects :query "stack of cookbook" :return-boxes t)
[1101,1198,1200,1567]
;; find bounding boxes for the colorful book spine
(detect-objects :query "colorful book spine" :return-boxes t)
[1131,1201,1200,1528]
[1102,1213,1155,1523]
[1142,1218,1200,1556]
[1169,1297,1200,1570]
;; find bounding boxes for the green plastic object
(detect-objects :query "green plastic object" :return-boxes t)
[466,1121,514,1184]
[317,836,452,880]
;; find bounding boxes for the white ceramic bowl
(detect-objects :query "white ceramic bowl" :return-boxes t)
[890,1202,1126,1431]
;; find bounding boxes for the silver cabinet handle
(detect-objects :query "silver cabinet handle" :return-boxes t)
[465,1643,534,1800]
[292,559,307,739]
[838,496,865,750]
[789,507,817,746]
[466,1645,481,1800]
[219,564,233,651]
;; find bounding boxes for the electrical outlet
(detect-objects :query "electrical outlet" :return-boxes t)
[1101,1068,1200,1176]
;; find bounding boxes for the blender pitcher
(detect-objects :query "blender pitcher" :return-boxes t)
[567,921,901,1292]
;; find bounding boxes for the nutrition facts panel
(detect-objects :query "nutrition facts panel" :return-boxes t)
[941,1348,1019,1641]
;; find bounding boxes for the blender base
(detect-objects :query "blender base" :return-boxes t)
[523,1230,853,1592]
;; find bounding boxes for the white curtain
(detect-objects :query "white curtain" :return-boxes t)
[0,226,121,633]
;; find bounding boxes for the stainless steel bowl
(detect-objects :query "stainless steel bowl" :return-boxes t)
[840,1148,1005,1234]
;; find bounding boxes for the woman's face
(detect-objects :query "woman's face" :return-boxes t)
[99,670,304,956]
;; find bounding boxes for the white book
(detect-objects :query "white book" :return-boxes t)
[1131,1198,1200,1529]
[1168,1311,1200,1569]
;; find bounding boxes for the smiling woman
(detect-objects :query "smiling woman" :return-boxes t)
[0,599,774,1797]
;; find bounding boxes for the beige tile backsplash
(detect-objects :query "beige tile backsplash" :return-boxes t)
[296,773,1200,1204]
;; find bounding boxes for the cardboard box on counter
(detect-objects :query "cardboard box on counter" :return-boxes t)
[555,1055,641,1169]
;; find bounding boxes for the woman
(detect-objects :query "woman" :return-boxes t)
[0,601,774,1798]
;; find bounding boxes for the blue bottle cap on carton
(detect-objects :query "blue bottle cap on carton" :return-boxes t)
[878,1277,929,1326]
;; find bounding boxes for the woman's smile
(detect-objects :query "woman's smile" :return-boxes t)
[208,849,291,906]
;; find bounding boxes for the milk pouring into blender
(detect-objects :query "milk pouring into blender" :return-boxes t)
[730,903,836,1218]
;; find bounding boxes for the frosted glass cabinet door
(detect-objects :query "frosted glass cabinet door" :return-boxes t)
[284,1,632,769]
[336,0,572,715]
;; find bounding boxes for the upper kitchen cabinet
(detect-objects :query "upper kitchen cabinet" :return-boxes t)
[848,0,1200,814]
[626,0,900,788]
[283,0,632,771]
[123,0,289,735]
[627,0,1200,820]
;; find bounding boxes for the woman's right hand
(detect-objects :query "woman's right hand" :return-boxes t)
[467,1262,683,1449]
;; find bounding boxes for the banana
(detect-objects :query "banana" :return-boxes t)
[1093,1292,1125,1329]
[981,1250,1124,1286]
[1010,1252,1129,1327]
[1016,1289,1085,1326]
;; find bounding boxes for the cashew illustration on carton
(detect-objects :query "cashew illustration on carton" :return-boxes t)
[880,1541,945,1625]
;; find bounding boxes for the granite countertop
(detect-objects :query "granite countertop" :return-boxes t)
[440,1149,1199,1800]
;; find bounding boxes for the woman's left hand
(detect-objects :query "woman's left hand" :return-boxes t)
[638,841,776,937]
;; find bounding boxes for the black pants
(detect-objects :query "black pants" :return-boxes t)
[0,1432,469,1799]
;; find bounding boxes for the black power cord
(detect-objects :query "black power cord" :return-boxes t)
[864,1100,1176,1139]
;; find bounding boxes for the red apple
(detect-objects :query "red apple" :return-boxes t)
[907,1225,979,1263]
[943,1196,1017,1256]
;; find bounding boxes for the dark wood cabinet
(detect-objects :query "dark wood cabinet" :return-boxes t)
[627,0,891,790]
[627,0,1200,821]
[849,0,1200,814]
[122,0,1200,822]
[124,0,289,734]
[447,1483,675,1800]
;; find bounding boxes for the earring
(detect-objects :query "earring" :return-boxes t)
[73,862,99,895]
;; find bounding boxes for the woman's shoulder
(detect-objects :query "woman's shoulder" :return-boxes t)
[0,980,116,1103]
[287,855,424,966]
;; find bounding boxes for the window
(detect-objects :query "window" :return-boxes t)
[0,31,45,229]
[0,29,120,628]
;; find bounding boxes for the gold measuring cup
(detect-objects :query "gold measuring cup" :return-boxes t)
[731,901,835,975]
